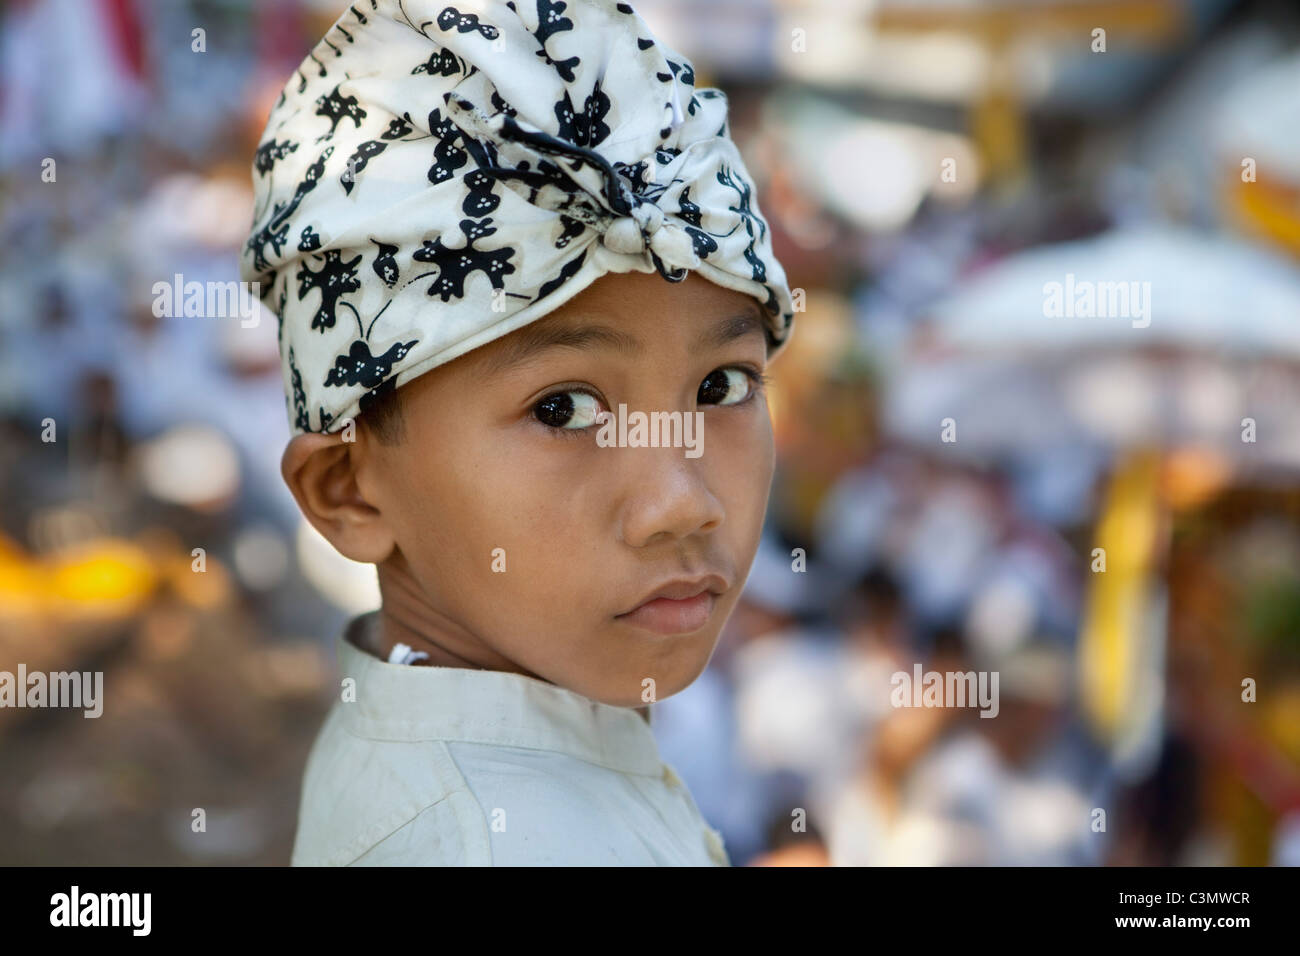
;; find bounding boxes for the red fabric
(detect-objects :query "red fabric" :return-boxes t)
[99,0,148,82]
[255,0,311,74]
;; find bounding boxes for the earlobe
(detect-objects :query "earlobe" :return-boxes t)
[280,433,395,564]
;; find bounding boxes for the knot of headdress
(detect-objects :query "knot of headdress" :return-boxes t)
[443,92,700,281]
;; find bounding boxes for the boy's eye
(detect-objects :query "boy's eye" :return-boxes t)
[533,367,762,431]
[533,389,605,430]
[699,367,753,406]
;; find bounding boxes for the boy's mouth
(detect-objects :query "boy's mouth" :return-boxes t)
[615,574,728,636]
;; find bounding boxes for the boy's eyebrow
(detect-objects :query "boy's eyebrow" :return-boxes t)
[483,304,765,376]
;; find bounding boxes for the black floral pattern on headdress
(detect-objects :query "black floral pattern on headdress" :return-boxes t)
[240,0,795,436]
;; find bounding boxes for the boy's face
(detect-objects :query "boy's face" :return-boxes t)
[311,270,777,707]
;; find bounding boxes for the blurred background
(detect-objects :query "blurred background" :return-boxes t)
[3,0,1300,866]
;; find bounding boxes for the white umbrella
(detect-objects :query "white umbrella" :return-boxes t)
[932,226,1300,357]
[884,226,1300,470]
[1215,51,1300,184]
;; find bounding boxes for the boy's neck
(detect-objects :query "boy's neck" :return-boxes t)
[374,555,536,676]
[368,580,655,725]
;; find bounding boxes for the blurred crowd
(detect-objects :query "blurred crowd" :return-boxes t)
[3,0,1300,865]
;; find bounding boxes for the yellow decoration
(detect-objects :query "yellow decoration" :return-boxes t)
[1078,449,1163,744]
[1227,174,1300,259]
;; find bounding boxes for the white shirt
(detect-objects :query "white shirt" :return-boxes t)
[291,612,730,866]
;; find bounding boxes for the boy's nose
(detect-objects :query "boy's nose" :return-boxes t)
[617,446,725,548]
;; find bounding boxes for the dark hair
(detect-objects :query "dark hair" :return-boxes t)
[359,382,407,445]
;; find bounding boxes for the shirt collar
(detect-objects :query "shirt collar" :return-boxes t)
[334,612,663,776]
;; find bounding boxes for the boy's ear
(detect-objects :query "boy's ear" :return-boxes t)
[280,433,395,564]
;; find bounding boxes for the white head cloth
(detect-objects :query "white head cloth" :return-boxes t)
[240,0,795,435]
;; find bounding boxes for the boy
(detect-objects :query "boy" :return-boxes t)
[241,0,795,865]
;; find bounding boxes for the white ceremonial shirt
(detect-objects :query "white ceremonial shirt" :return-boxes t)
[291,612,731,866]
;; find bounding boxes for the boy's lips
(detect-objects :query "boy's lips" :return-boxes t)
[616,574,729,635]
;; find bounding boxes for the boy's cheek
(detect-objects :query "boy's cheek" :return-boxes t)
[710,427,774,512]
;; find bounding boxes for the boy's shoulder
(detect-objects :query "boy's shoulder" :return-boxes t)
[288,615,730,865]
[289,698,693,866]
[290,701,493,866]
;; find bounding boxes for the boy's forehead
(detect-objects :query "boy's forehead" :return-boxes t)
[476,278,767,376]
[552,270,763,329]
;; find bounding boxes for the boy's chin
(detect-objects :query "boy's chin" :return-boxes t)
[563,651,713,710]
